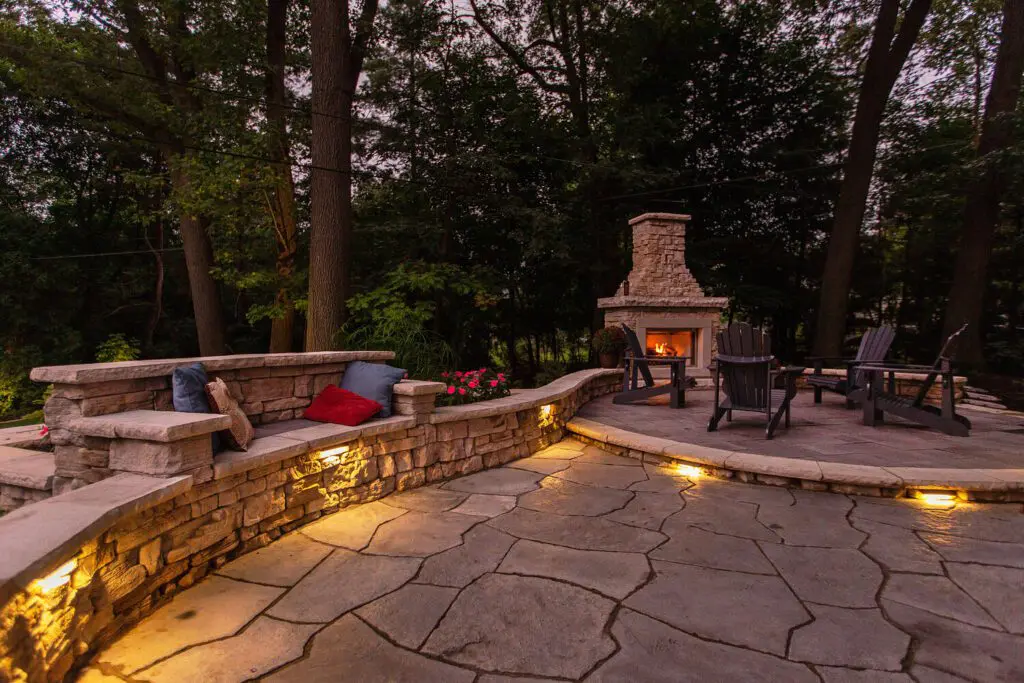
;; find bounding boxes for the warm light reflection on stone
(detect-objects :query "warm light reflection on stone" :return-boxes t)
[675,463,703,479]
[317,445,350,467]
[31,559,77,595]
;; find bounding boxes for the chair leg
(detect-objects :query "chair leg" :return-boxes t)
[708,406,727,432]
[813,386,822,404]
[726,410,733,422]
[767,404,787,439]
[785,403,791,428]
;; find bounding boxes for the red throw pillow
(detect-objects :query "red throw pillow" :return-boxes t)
[304,385,382,426]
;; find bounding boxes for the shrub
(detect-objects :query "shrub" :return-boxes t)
[591,326,626,354]
[436,368,511,406]
[96,334,141,363]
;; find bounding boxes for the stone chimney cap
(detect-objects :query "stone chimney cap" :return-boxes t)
[628,212,691,226]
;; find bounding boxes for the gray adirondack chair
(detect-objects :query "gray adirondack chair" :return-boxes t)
[856,324,972,437]
[614,324,687,408]
[708,323,800,439]
[807,325,895,407]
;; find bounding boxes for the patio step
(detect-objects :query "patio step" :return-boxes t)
[963,398,1008,410]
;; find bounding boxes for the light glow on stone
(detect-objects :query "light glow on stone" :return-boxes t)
[538,404,555,428]
[675,464,703,479]
[318,445,350,467]
[33,559,76,594]
[911,491,957,508]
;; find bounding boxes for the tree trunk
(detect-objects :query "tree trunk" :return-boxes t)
[266,0,298,353]
[169,162,227,355]
[943,0,1024,366]
[813,0,932,357]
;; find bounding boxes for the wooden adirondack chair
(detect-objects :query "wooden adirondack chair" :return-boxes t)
[708,323,802,439]
[856,324,971,437]
[613,324,688,409]
[807,325,895,407]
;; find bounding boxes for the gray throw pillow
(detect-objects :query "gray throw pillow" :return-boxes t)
[172,362,221,452]
[339,361,407,418]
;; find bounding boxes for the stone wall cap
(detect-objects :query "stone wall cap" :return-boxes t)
[429,369,620,423]
[0,472,191,605]
[213,436,308,479]
[0,446,54,490]
[597,295,730,310]
[393,380,447,396]
[71,410,231,442]
[0,424,47,449]
[628,213,691,225]
[269,415,416,453]
[30,350,396,385]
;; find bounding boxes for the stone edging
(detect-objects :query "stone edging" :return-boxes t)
[567,416,1024,502]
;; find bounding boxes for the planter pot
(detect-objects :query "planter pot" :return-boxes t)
[598,352,620,369]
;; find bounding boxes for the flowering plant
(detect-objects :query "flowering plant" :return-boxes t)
[436,368,511,406]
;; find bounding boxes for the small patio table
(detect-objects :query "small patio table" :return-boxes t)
[615,356,688,409]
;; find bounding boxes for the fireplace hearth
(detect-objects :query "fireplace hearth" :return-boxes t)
[598,213,728,378]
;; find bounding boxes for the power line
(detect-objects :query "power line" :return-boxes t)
[30,247,184,260]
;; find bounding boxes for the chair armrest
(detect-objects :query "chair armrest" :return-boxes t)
[858,363,937,373]
[716,355,774,365]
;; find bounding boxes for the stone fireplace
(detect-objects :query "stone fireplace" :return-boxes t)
[598,213,728,378]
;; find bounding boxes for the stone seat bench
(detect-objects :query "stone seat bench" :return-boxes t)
[0,446,55,512]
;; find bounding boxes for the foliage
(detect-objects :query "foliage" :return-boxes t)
[591,327,626,354]
[343,324,456,381]
[435,368,511,406]
[95,334,141,363]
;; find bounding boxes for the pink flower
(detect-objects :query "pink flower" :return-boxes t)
[480,367,487,373]
[458,388,467,395]
[469,381,478,388]
[498,373,506,380]
[442,371,449,378]
[447,386,456,395]
[490,380,498,388]
[455,371,463,378]
[39,425,49,436]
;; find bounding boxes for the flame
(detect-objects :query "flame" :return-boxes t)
[654,342,668,355]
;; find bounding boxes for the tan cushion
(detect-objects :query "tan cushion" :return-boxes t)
[205,377,254,451]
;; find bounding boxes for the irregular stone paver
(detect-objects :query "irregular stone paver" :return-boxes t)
[884,600,1024,682]
[554,462,648,489]
[99,576,284,674]
[604,491,683,530]
[818,668,914,682]
[921,532,1024,569]
[478,676,559,683]
[854,520,944,574]
[853,499,1024,544]
[669,495,781,542]
[908,666,973,682]
[624,560,809,655]
[365,511,480,557]
[415,524,516,587]
[573,450,641,466]
[300,500,405,549]
[489,507,665,552]
[355,583,459,649]
[686,478,795,507]
[216,533,333,586]
[450,493,517,517]
[136,616,319,682]
[946,563,1024,633]
[266,614,475,683]
[761,545,882,608]
[506,456,571,474]
[629,465,692,493]
[758,499,865,548]
[789,603,909,670]
[268,550,419,622]
[443,468,544,495]
[422,574,616,678]
[382,485,469,512]
[588,609,818,683]
[518,477,632,516]
[529,446,584,460]
[882,574,1001,629]
[650,526,776,574]
[497,539,649,599]
[76,670,124,683]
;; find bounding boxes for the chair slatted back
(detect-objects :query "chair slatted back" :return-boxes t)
[621,324,655,387]
[851,325,895,389]
[912,323,968,406]
[717,322,771,358]
[719,356,773,411]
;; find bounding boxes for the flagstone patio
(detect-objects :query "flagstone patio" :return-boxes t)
[79,438,1024,682]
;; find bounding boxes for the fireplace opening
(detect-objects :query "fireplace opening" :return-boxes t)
[645,329,697,363]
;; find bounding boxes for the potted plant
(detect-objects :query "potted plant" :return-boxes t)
[592,327,627,369]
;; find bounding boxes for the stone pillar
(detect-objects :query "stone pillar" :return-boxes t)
[391,380,446,423]
[623,213,703,298]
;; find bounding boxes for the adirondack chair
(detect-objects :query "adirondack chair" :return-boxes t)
[613,324,688,409]
[807,325,895,407]
[856,324,971,437]
[708,323,802,439]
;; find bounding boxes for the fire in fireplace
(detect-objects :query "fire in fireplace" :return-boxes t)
[645,329,697,363]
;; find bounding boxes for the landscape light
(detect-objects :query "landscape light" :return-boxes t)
[32,559,76,594]
[675,463,703,479]
[317,444,350,466]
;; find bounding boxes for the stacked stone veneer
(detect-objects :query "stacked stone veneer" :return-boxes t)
[598,214,728,374]
[31,352,395,495]
[0,367,620,682]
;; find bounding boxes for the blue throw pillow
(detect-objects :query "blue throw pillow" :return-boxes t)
[339,361,407,418]
[172,363,221,452]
